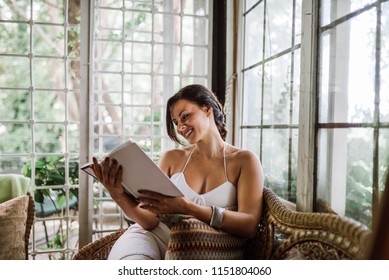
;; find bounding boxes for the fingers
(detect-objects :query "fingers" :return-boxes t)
[91,157,122,187]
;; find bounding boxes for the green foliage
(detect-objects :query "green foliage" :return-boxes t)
[21,156,79,209]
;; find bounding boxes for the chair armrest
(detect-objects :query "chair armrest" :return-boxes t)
[165,217,247,260]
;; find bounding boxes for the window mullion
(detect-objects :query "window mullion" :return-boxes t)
[296,0,319,212]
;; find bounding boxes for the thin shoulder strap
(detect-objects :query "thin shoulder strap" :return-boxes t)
[223,143,229,182]
[182,145,196,173]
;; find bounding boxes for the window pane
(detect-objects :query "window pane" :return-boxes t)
[241,128,261,156]
[321,0,377,26]
[244,2,264,67]
[379,129,389,196]
[319,10,376,123]
[33,0,65,23]
[33,24,65,56]
[34,92,65,121]
[381,2,389,122]
[265,0,293,57]
[242,66,262,125]
[0,123,31,153]
[263,54,292,125]
[34,58,66,89]
[317,128,373,226]
[262,128,297,202]
[0,23,29,55]
[0,56,30,88]
[0,90,31,121]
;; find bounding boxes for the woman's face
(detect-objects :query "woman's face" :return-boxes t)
[170,99,210,144]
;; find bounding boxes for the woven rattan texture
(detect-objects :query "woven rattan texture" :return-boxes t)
[73,188,371,260]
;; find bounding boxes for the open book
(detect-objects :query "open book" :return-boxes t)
[81,140,184,198]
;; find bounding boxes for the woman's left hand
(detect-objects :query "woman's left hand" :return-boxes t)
[137,190,187,214]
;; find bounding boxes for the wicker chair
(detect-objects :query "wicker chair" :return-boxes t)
[25,193,35,260]
[73,188,371,260]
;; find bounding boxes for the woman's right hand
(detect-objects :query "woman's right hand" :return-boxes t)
[91,157,126,201]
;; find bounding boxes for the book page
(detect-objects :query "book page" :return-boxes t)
[81,141,183,198]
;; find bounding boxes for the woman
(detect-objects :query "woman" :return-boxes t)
[92,84,264,260]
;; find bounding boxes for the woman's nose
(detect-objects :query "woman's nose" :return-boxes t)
[178,123,186,131]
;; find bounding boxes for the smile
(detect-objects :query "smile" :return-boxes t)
[183,129,193,138]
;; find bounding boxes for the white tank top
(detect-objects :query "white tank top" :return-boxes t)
[170,144,237,207]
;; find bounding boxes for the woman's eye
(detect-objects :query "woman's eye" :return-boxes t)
[182,114,189,121]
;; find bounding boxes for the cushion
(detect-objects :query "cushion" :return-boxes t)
[0,195,29,260]
[165,218,247,260]
[0,174,31,203]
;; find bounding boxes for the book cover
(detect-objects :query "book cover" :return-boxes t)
[81,140,184,198]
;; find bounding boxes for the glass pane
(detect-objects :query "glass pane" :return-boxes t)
[244,2,263,67]
[292,49,301,124]
[317,128,373,227]
[265,0,293,57]
[0,123,31,153]
[34,91,65,121]
[0,1,30,21]
[262,129,292,201]
[133,43,152,63]
[182,16,208,45]
[245,0,259,12]
[124,11,153,42]
[68,123,80,153]
[34,58,66,89]
[321,0,376,26]
[319,10,376,123]
[95,73,122,91]
[0,90,31,121]
[182,0,208,15]
[97,7,123,31]
[0,156,29,174]
[381,2,389,122]
[0,23,29,55]
[294,0,302,45]
[101,42,123,61]
[263,53,292,125]
[241,128,261,157]
[0,56,30,88]
[182,46,208,75]
[35,124,65,153]
[125,1,153,11]
[33,24,65,56]
[242,66,262,125]
[33,0,65,23]
[153,45,181,75]
[379,128,389,196]
[154,14,181,43]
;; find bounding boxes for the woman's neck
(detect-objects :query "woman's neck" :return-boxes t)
[194,137,225,159]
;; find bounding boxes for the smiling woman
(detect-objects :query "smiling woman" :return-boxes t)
[91,84,264,260]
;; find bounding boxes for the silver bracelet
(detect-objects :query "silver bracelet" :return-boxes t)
[210,206,225,229]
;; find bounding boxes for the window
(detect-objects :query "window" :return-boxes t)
[236,0,302,203]
[317,0,389,227]
[86,0,211,244]
[236,0,389,227]
[0,0,81,260]
[0,0,211,259]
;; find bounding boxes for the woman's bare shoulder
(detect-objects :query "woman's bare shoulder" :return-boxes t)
[158,146,194,175]
[226,144,259,162]
[162,146,193,160]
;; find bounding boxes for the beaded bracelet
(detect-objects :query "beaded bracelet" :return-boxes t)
[210,205,225,229]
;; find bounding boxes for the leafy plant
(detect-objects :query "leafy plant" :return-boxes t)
[21,156,79,209]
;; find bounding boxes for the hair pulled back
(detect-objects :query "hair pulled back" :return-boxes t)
[166,84,228,144]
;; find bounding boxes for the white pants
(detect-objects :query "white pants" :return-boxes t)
[108,222,171,260]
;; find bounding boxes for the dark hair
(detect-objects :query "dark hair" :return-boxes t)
[166,84,228,144]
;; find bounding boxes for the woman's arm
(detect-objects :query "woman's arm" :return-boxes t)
[219,150,264,238]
